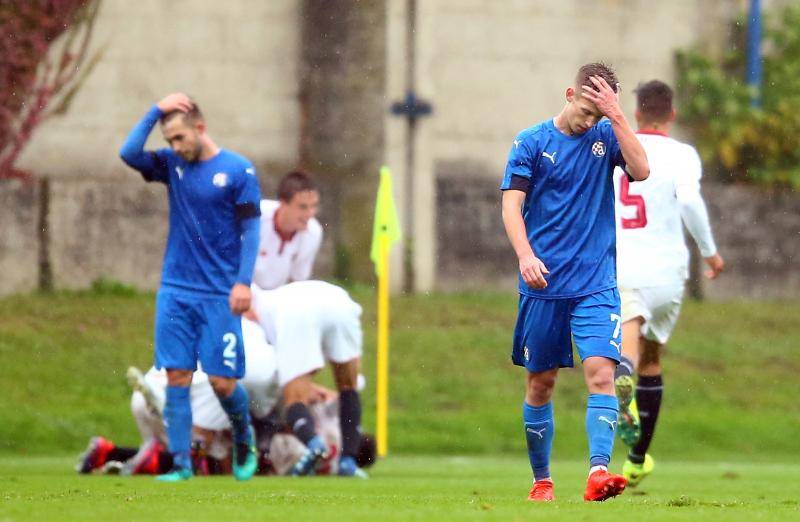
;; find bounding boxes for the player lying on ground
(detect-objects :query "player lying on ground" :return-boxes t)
[501,62,649,502]
[250,280,368,477]
[119,93,262,482]
[612,79,724,486]
[77,319,376,475]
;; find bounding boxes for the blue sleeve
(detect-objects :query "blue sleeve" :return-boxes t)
[119,105,170,183]
[236,217,260,286]
[500,132,536,189]
[234,163,262,285]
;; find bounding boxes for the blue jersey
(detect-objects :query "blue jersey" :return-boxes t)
[500,119,625,299]
[120,106,261,297]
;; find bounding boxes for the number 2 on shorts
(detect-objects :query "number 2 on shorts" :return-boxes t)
[222,332,237,369]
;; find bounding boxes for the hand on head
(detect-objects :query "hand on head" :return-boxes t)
[580,76,621,118]
[157,93,193,114]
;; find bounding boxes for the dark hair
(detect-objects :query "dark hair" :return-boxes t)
[355,433,377,468]
[635,80,673,122]
[576,62,619,94]
[160,99,204,125]
[278,170,319,202]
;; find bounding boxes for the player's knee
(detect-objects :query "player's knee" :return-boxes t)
[130,391,148,418]
[166,369,193,387]
[209,377,236,398]
[639,341,661,369]
[332,360,359,391]
[586,367,615,392]
[526,374,556,404]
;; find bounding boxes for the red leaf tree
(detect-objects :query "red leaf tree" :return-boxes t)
[0,0,101,180]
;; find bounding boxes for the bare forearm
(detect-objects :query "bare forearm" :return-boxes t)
[502,197,534,260]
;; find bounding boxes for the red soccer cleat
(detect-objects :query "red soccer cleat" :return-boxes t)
[76,436,115,474]
[527,479,555,502]
[584,469,627,501]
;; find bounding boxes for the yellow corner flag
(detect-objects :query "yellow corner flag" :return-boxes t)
[370,166,402,276]
[370,166,401,458]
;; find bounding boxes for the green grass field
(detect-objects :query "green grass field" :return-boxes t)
[2,456,799,521]
[1,284,799,520]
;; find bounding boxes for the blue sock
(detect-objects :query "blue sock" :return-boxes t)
[523,401,554,481]
[218,383,252,445]
[164,385,192,471]
[586,393,618,468]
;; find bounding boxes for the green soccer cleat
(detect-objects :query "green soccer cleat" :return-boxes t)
[622,454,654,488]
[232,435,258,481]
[615,375,641,446]
[155,467,192,482]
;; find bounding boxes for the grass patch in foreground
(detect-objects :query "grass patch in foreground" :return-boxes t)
[1,455,799,521]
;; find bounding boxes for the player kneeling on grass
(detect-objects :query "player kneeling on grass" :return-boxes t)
[249,280,367,478]
[612,80,724,487]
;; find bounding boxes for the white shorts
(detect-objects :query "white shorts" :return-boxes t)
[142,366,230,432]
[240,318,280,419]
[620,283,685,345]
[275,301,363,387]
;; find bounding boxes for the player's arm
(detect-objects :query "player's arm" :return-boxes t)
[676,148,724,279]
[230,165,263,314]
[289,223,322,282]
[581,76,649,181]
[501,189,549,289]
[119,93,192,181]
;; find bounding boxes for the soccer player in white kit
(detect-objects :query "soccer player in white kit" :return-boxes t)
[250,280,367,477]
[612,80,724,486]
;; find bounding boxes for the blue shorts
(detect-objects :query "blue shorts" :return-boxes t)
[511,288,622,373]
[154,290,245,378]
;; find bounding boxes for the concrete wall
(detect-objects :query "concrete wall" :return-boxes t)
[0,181,40,295]
[16,0,302,179]
[436,177,800,299]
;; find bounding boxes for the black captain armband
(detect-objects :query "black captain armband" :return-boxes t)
[503,175,531,194]
[235,202,261,220]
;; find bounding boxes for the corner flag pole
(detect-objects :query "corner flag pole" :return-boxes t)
[376,232,390,457]
[370,166,401,458]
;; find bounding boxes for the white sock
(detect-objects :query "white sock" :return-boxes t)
[589,465,607,475]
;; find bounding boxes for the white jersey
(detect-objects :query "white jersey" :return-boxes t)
[251,199,323,290]
[614,132,717,288]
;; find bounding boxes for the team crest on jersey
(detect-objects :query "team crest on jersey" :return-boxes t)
[212,172,229,188]
[591,141,606,157]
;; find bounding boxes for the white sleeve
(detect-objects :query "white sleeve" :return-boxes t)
[289,220,323,282]
[676,146,717,257]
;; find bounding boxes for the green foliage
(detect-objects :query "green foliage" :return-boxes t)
[676,4,800,188]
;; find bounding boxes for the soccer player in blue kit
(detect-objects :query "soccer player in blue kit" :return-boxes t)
[500,63,649,502]
[120,93,262,482]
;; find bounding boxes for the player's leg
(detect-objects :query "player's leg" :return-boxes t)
[623,338,662,486]
[283,373,329,475]
[615,288,651,446]
[153,292,199,482]
[325,302,367,477]
[331,358,367,478]
[572,289,627,501]
[616,316,644,446]
[201,298,257,481]
[524,368,558,501]
[512,295,572,502]
[623,284,681,486]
